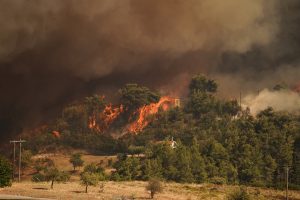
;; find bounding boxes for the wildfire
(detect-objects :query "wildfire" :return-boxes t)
[128,96,176,134]
[88,104,124,132]
[52,131,61,138]
[88,96,177,134]
[88,117,97,130]
[103,104,124,128]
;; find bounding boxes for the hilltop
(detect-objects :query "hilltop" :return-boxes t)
[3,75,299,196]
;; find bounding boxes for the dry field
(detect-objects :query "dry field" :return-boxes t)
[1,181,300,200]
[1,153,299,200]
[25,153,118,182]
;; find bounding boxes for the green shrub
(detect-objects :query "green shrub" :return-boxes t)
[146,179,163,199]
[69,153,84,171]
[80,171,99,193]
[44,167,70,189]
[227,187,251,200]
[110,172,121,181]
[84,163,104,175]
[0,156,12,187]
[210,176,227,185]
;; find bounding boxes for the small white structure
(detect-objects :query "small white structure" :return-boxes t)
[174,98,181,107]
[170,137,177,149]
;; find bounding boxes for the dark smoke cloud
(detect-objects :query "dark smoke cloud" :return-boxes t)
[0,0,299,141]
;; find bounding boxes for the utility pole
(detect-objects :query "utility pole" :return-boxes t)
[10,139,26,182]
[286,166,290,200]
[10,141,16,180]
[239,91,242,109]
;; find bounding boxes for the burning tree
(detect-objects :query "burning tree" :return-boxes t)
[119,83,160,112]
[85,95,106,131]
[128,96,176,133]
[85,95,124,132]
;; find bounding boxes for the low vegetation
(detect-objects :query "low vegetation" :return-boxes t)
[70,153,84,171]
[80,163,106,193]
[227,187,251,200]
[0,156,12,187]
[146,179,163,199]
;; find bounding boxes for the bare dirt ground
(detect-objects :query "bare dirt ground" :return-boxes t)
[1,181,300,200]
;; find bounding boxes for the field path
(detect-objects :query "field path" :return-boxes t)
[0,194,53,200]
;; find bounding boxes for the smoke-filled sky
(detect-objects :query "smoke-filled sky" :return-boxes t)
[0,0,300,140]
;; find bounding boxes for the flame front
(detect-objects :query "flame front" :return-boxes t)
[128,96,175,134]
[88,96,176,134]
[52,130,61,138]
[88,104,124,132]
[103,104,124,128]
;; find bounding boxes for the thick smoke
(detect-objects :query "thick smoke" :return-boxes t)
[0,0,299,140]
[243,89,300,115]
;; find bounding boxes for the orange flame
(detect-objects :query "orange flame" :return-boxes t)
[128,96,175,134]
[52,131,61,138]
[88,117,97,129]
[102,104,124,129]
[88,104,124,132]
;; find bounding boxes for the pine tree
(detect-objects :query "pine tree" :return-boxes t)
[190,139,207,183]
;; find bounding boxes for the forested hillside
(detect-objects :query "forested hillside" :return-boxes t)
[23,75,300,188]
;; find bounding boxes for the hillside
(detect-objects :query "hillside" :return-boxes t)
[9,75,298,191]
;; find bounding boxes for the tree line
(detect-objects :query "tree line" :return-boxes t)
[19,74,300,189]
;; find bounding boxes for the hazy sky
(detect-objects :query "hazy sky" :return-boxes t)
[0,0,299,139]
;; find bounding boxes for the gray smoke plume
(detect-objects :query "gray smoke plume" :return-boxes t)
[0,0,299,140]
[243,89,300,115]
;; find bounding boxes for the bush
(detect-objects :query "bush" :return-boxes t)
[0,156,13,187]
[44,167,70,189]
[227,187,251,200]
[210,176,227,185]
[80,172,99,193]
[110,172,121,181]
[84,163,104,175]
[146,179,163,199]
[69,153,84,171]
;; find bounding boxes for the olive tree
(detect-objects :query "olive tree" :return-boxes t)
[146,179,163,199]
[69,153,84,171]
[80,172,99,193]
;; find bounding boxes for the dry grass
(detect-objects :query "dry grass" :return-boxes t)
[27,153,117,182]
[1,181,300,200]
[5,153,299,200]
